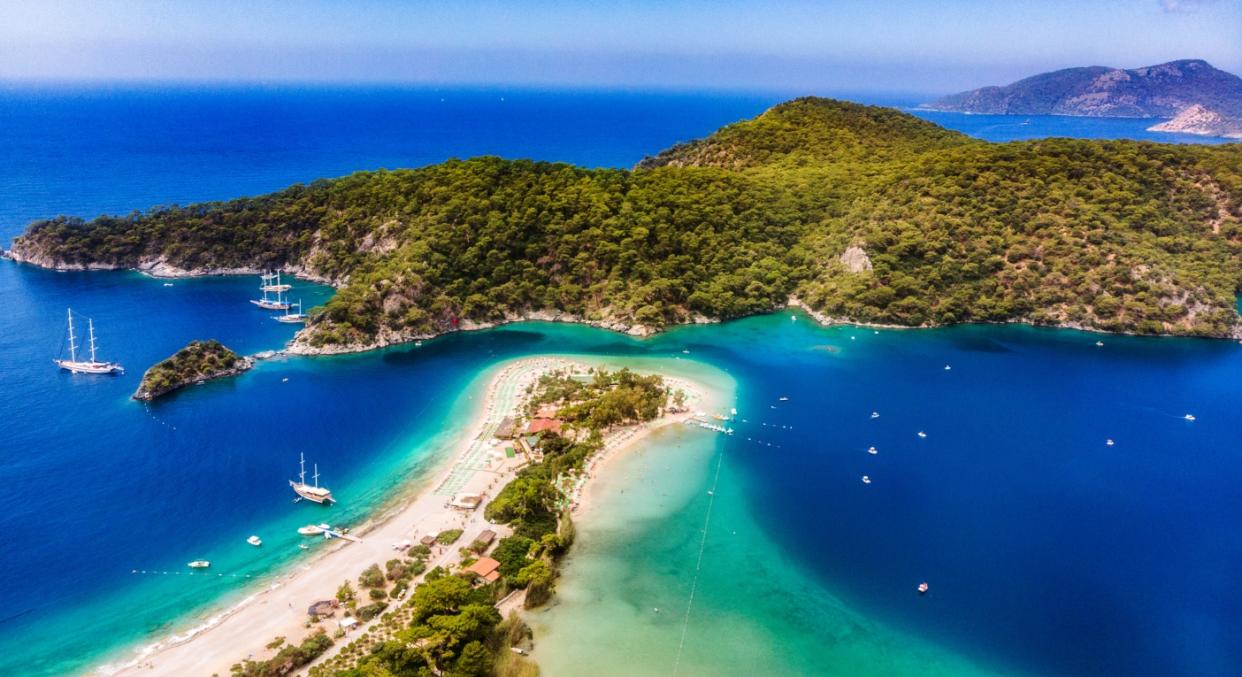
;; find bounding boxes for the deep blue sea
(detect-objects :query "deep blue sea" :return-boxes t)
[0,85,1239,676]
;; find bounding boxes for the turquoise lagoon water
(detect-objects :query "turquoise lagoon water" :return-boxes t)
[534,316,1242,677]
[2,86,1241,676]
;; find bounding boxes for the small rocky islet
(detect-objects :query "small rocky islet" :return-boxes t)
[133,340,253,401]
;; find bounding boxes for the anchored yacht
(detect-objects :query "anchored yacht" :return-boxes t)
[55,309,123,375]
[290,453,334,504]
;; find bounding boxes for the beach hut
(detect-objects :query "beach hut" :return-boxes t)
[307,599,339,618]
[474,529,497,547]
[339,616,359,631]
[420,534,438,547]
[450,493,483,510]
[494,416,516,439]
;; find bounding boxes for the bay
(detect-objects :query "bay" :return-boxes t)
[1,85,1239,676]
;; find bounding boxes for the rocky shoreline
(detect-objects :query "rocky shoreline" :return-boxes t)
[8,252,1239,357]
[4,246,338,286]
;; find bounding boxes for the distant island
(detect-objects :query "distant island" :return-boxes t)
[10,97,1242,350]
[134,340,252,400]
[922,59,1242,139]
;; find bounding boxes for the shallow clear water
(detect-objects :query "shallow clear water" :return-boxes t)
[1,86,1240,676]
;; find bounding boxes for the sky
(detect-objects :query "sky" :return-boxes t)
[0,0,1239,94]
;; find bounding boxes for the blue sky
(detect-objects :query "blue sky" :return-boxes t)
[0,0,1238,93]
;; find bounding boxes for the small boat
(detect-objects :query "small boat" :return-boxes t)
[1183,414,1196,421]
[187,560,210,569]
[55,309,124,375]
[298,524,323,535]
[163,282,174,287]
[1106,439,1115,446]
[299,544,310,550]
[861,475,872,484]
[682,348,690,354]
[867,446,878,455]
[281,377,289,383]
[290,453,334,504]
[918,582,929,594]
[415,340,423,347]
[778,396,789,402]
[247,535,262,546]
[791,315,796,321]
[1095,341,1104,347]
[917,431,927,438]
[870,411,880,419]
[275,299,307,323]
[944,365,952,371]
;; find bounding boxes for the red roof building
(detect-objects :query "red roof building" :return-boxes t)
[526,418,562,435]
[465,556,502,583]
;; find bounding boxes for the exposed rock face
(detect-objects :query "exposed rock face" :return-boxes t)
[839,246,872,273]
[134,340,253,401]
[286,309,659,355]
[1149,104,1242,139]
[923,59,1242,137]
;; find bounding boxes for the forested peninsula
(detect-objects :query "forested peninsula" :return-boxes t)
[10,98,1242,350]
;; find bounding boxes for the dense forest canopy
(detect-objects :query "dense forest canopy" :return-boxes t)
[11,97,1242,348]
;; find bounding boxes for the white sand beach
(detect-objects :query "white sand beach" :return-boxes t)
[105,356,710,676]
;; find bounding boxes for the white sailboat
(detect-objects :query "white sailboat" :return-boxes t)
[251,272,291,310]
[275,299,307,323]
[55,309,123,375]
[260,270,292,293]
[290,453,334,504]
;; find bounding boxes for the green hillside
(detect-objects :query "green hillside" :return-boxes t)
[12,98,1242,348]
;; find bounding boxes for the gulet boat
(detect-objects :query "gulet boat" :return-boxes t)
[251,272,291,310]
[275,299,307,323]
[55,309,123,375]
[290,453,334,504]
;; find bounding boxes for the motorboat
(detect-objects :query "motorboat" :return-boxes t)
[247,535,262,546]
[187,560,210,569]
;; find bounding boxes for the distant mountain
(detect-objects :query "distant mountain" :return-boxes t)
[923,59,1242,138]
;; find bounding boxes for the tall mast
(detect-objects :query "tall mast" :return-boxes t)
[66,308,78,363]
[313,464,320,488]
[88,318,98,363]
[299,452,306,485]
